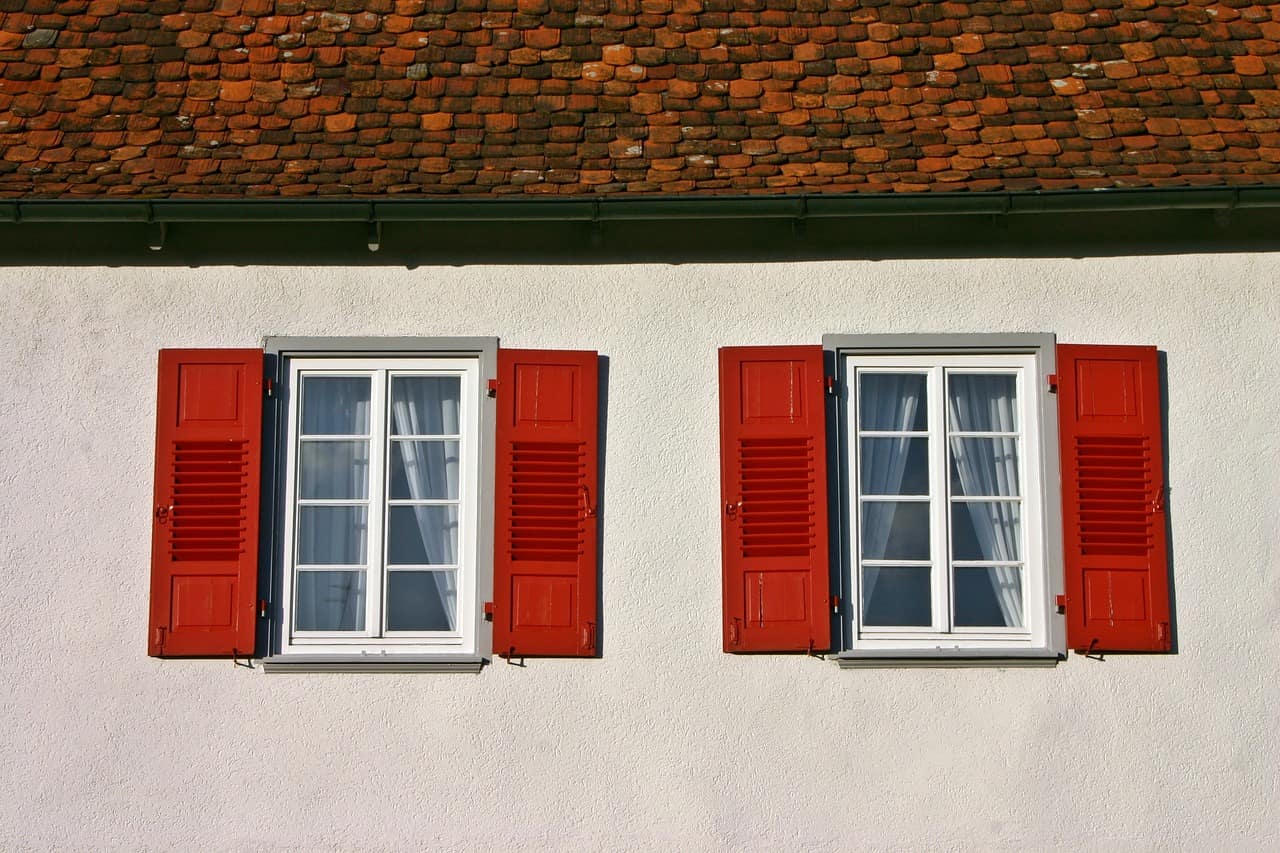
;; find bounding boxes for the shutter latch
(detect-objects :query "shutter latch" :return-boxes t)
[825,376,837,396]
[482,601,494,621]
[1152,485,1166,513]
[725,501,739,519]
[154,504,172,523]
[580,484,596,518]
[1055,594,1066,614]
[258,599,269,618]
[486,379,498,397]
[265,378,274,398]
[1046,373,1058,393]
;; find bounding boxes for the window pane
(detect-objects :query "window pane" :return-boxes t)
[390,376,461,436]
[948,374,1017,433]
[389,440,460,500]
[861,566,931,626]
[298,506,367,565]
[387,571,457,631]
[951,501,1022,562]
[860,437,929,496]
[387,505,459,566]
[296,571,366,631]
[299,441,369,500]
[859,373,927,431]
[955,567,1024,628]
[861,501,930,561]
[301,376,370,435]
[949,437,1020,496]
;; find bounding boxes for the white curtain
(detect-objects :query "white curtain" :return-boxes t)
[389,377,461,630]
[947,375,1023,627]
[860,374,924,607]
[297,377,371,631]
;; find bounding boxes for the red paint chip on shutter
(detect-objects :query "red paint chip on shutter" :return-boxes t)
[1058,344,1171,653]
[149,349,263,658]
[719,346,831,653]
[493,349,600,658]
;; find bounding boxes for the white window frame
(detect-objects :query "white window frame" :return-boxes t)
[261,338,497,671]
[825,334,1064,662]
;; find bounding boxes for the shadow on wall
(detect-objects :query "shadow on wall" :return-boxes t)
[1,207,1278,265]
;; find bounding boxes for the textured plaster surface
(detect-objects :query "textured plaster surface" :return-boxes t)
[0,257,1276,851]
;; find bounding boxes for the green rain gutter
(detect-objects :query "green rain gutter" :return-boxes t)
[1,186,1279,224]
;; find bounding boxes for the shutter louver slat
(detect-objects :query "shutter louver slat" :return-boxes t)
[719,346,832,653]
[1058,344,1171,653]
[493,350,600,658]
[149,349,263,658]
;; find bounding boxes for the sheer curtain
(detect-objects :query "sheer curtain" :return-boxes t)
[860,374,924,606]
[297,377,371,631]
[947,375,1023,627]
[390,377,461,630]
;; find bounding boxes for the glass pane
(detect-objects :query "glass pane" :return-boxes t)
[299,441,369,500]
[861,501,930,561]
[948,374,1017,433]
[859,373,927,432]
[951,501,1022,562]
[390,376,461,436]
[955,566,1024,627]
[860,437,929,496]
[301,376,370,435]
[296,571,366,631]
[949,437,1020,496]
[387,571,457,631]
[298,506,367,565]
[387,505,459,566]
[861,566,931,626]
[389,440,460,500]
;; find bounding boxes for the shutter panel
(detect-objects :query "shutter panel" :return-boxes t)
[493,349,600,657]
[719,346,831,653]
[149,349,263,658]
[1058,344,1171,653]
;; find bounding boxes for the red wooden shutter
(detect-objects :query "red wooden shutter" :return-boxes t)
[149,349,263,658]
[493,349,599,657]
[719,346,831,653]
[1058,344,1171,652]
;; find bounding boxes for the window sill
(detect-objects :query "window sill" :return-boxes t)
[261,654,485,673]
[836,649,1062,669]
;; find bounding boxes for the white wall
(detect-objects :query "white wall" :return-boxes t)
[1,256,1276,851]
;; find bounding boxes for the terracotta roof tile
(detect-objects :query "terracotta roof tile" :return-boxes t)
[1,1,1279,197]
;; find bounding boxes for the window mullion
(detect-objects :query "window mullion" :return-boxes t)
[930,365,949,634]
[365,368,387,639]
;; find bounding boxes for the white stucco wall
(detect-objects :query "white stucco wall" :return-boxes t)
[0,255,1276,851]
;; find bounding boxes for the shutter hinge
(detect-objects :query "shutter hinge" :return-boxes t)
[482,601,494,621]
[486,378,498,397]
[825,375,837,396]
[1055,594,1066,614]
[265,377,274,398]
[1046,373,1058,393]
[1157,621,1170,647]
[582,621,596,653]
[728,617,741,647]
[152,626,165,653]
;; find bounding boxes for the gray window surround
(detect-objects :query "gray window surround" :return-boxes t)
[822,333,1065,664]
[259,337,499,673]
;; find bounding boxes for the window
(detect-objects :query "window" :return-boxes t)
[278,357,481,656]
[148,340,602,668]
[841,350,1049,654]
[718,335,1171,661]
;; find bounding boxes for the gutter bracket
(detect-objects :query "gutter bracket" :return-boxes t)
[590,198,602,247]
[147,204,165,252]
[1213,189,1238,228]
[366,219,382,252]
[792,196,808,239]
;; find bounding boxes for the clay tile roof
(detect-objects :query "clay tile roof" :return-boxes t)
[0,0,1278,198]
